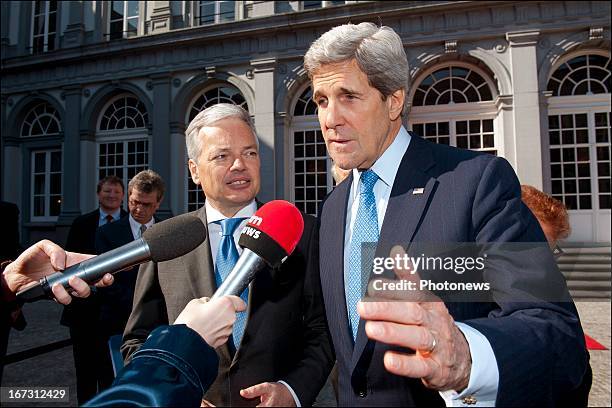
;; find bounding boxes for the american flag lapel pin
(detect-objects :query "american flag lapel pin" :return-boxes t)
[413,187,424,195]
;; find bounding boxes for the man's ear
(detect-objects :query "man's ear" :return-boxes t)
[387,88,405,121]
[188,159,200,185]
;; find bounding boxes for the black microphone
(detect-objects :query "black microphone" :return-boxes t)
[212,200,304,299]
[17,213,207,303]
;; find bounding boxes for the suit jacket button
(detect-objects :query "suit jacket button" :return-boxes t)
[358,390,367,398]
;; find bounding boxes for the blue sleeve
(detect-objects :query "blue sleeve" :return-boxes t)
[85,324,218,407]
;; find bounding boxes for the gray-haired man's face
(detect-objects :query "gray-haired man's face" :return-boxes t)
[311,59,405,171]
[188,117,261,217]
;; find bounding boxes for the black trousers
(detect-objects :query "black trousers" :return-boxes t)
[69,327,115,404]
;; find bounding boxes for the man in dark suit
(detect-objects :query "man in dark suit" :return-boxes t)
[94,169,165,391]
[304,23,588,406]
[62,175,127,404]
[122,104,333,407]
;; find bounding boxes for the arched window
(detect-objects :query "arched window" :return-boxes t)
[290,86,333,216]
[185,84,249,212]
[96,93,150,191]
[545,52,611,242]
[188,86,248,122]
[21,102,62,137]
[21,103,63,220]
[547,54,611,96]
[99,95,149,130]
[412,65,493,106]
[409,63,499,156]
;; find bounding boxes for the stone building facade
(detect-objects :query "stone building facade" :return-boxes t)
[1,1,610,246]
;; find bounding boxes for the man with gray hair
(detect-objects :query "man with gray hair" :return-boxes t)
[307,22,587,406]
[122,104,333,406]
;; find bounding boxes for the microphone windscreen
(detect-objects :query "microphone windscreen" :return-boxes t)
[238,200,304,267]
[143,213,207,262]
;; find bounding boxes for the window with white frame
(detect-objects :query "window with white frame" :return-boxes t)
[109,1,139,40]
[97,94,149,190]
[546,54,611,211]
[196,1,235,25]
[21,102,62,137]
[31,150,62,220]
[30,0,57,54]
[291,86,334,216]
[409,63,498,156]
[185,85,248,212]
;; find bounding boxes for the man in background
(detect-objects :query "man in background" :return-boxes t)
[93,170,165,391]
[62,175,127,404]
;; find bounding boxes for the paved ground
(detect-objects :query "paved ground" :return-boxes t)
[2,300,610,406]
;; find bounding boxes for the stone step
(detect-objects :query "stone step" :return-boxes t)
[562,271,612,280]
[567,280,611,289]
[557,255,611,264]
[569,290,611,300]
[559,264,612,272]
[562,247,612,255]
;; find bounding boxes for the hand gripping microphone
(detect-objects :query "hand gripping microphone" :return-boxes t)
[211,200,304,299]
[17,213,207,303]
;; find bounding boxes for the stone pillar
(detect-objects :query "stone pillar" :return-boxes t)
[506,30,543,188]
[1,2,9,56]
[63,0,85,47]
[57,86,83,230]
[150,74,173,220]
[150,1,172,33]
[169,122,187,214]
[251,58,277,201]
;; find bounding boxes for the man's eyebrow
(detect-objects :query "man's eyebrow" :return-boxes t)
[339,87,361,96]
[242,144,258,151]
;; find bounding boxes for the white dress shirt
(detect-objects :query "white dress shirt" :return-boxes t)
[128,214,155,240]
[343,126,499,407]
[204,200,302,406]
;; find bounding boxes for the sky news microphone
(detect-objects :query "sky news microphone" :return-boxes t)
[16,213,207,303]
[211,200,304,299]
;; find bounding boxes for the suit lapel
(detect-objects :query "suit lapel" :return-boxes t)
[320,175,354,363]
[180,206,216,300]
[351,135,438,366]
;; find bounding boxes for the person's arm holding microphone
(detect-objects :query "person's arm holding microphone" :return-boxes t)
[85,295,246,407]
[1,239,114,305]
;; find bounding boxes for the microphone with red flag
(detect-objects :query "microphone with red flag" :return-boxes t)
[211,200,304,299]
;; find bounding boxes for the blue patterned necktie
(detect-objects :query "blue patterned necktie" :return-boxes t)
[215,217,248,350]
[346,169,380,341]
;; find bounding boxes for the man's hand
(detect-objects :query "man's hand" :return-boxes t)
[174,295,246,348]
[240,382,296,407]
[357,245,472,392]
[2,239,113,304]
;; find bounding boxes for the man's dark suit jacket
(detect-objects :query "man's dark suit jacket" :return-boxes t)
[95,216,147,337]
[318,134,588,407]
[122,204,334,407]
[61,208,127,327]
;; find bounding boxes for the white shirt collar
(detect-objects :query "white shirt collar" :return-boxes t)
[129,213,155,230]
[205,200,257,224]
[350,126,411,196]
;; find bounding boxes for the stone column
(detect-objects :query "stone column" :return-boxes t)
[169,122,187,214]
[57,86,83,229]
[150,74,173,219]
[63,0,85,48]
[150,1,172,33]
[506,30,543,188]
[251,58,277,201]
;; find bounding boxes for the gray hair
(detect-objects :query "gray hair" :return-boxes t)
[185,103,257,163]
[128,169,165,201]
[304,22,409,103]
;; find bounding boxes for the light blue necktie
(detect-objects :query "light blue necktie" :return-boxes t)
[346,169,379,341]
[215,217,248,350]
